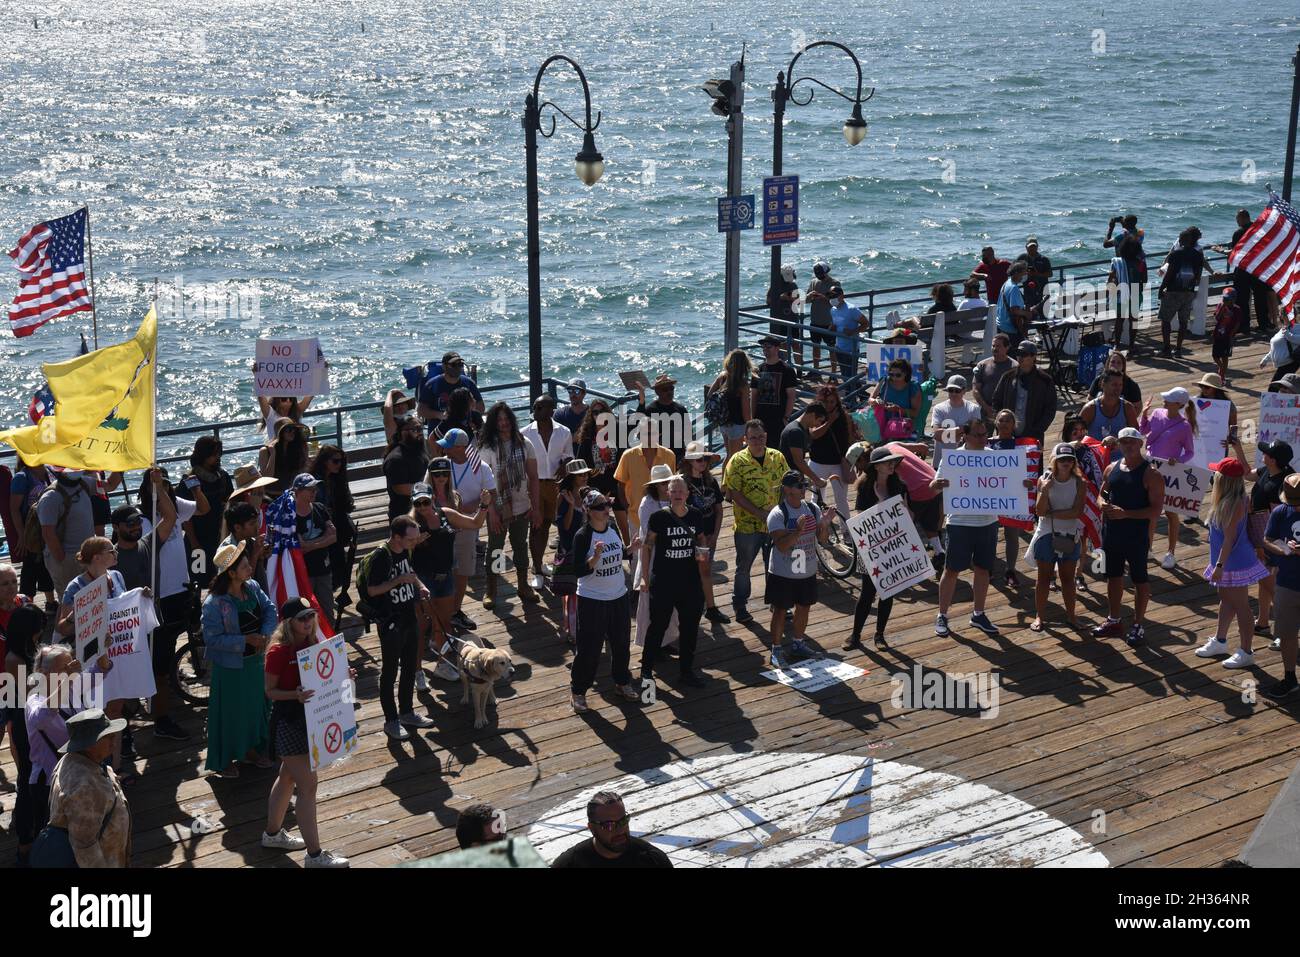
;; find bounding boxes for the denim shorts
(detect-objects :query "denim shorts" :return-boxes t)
[945,523,998,573]
[419,571,454,599]
[1031,532,1082,564]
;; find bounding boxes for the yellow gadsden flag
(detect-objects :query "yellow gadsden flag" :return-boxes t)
[0,307,156,470]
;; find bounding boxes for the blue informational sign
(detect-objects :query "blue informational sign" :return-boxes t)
[762,175,799,246]
[717,195,755,233]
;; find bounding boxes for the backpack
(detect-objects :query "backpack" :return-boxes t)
[703,387,728,427]
[353,547,384,623]
[24,483,71,554]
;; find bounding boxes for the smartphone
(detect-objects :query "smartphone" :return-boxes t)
[183,475,201,490]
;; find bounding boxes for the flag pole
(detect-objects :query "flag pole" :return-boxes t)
[84,204,99,349]
[150,287,158,610]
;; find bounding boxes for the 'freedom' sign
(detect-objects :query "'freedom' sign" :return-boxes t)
[255,338,329,397]
[940,447,1030,517]
[848,495,933,599]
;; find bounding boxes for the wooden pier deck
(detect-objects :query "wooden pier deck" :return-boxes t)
[2,327,1297,868]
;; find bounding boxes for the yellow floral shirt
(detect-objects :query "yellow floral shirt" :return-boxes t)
[722,447,790,535]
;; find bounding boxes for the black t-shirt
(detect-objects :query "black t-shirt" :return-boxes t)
[113,539,155,592]
[296,501,333,577]
[779,420,809,468]
[647,508,701,591]
[809,411,849,465]
[683,472,721,531]
[766,280,799,322]
[1016,253,1052,306]
[383,443,429,517]
[551,836,673,869]
[1163,246,1206,291]
[412,507,456,578]
[752,361,797,433]
[368,545,418,621]
[1252,466,1294,512]
[177,470,233,558]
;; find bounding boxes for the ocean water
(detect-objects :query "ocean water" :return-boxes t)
[1,0,1297,433]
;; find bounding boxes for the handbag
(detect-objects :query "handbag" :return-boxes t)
[1050,513,1077,558]
[30,788,119,869]
[876,404,912,441]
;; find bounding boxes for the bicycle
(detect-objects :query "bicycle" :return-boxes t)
[170,591,209,706]
[812,484,859,580]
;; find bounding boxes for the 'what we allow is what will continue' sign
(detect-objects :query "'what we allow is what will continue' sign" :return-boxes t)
[848,495,934,600]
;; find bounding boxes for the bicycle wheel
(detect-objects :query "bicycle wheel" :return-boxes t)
[171,639,211,706]
[816,509,859,580]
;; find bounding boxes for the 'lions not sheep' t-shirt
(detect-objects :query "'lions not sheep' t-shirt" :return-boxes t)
[577,526,626,601]
[646,508,701,590]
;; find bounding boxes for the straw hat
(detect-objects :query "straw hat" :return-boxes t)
[643,464,676,486]
[1197,372,1227,391]
[651,374,677,390]
[230,465,277,497]
[212,540,248,577]
[683,440,721,464]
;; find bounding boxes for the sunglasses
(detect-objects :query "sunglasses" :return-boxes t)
[591,814,630,831]
[890,373,906,380]
[588,502,610,511]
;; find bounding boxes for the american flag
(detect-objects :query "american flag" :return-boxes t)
[998,438,1041,532]
[28,332,89,423]
[1230,191,1300,312]
[265,489,336,642]
[1077,437,1111,549]
[7,209,93,337]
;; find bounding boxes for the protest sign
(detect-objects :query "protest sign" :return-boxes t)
[862,342,925,385]
[101,588,159,701]
[298,635,358,771]
[1258,392,1300,467]
[940,447,1029,518]
[1191,397,1231,469]
[848,494,933,600]
[73,575,110,664]
[255,338,329,397]
[1155,460,1212,519]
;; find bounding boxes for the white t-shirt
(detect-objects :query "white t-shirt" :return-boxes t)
[930,398,982,461]
[450,457,496,506]
[958,297,987,312]
[577,526,627,601]
[142,496,198,598]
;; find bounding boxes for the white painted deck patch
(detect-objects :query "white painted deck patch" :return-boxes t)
[527,751,1109,868]
[759,658,868,693]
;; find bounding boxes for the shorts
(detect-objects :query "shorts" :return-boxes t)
[945,523,998,573]
[1031,532,1082,564]
[721,423,746,442]
[91,495,110,529]
[810,323,836,348]
[419,571,454,599]
[537,481,560,525]
[453,526,479,576]
[911,497,942,536]
[1102,534,1150,584]
[1211,337,1233,360]
[271,706,309,759]
[765,573,817,609]
[1158,289,1195,333]
[1274,584,1300,643]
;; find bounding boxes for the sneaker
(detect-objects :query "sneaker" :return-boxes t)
[704,606,731,624]
[482,594,496,611]
[788,638,817,660]
[1254,623,1273,637]
[384,720,410,741]
[452,610,478,631]
[304,849,350,869]
[969,612,1000,636]
[398,712,435,729]
[769,646,785,667]
[154,716,190,741]
[1263,677,1300,701]
[414,669,430,692]
[615,683,640,701]
[262,829,306,851]
[934,614,950,637]
[1223,649,1255,669]
[570,693,589,714]
[841,633,863,651]
[1004,571,1018,590]
[1092,618,1124,638]
[1271,637,1282,651]
[1195,637,1230,658]
[1160,551,1176,571]
[678,669,706,688]
[733,605,753,623]
[433,660,460,682]
[1124,624,1145,647]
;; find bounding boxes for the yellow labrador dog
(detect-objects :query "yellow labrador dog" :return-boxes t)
[458,643,515,729]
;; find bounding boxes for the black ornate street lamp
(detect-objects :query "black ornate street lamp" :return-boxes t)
[523,55,604,400]
[768,41,873,320]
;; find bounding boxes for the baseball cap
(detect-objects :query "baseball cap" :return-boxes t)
[1016,341,1038,357]
[442,351,464,366]
[436,428,469,449]
[411,482,434,502]
[428,457,452,474]
[1209,457,1246,478]
[780,469,807,489]
[1052,443,1077,459]
[845,441,870,469]
[1026,235,1039,246]
[944,375,968,392]
[291,473,319,491]
[1160,386,1191,405]
[567,378,587,393]
[1261,440,1294,467]
[1117,427,1144,442]
[111,505,143,525]
[583,489,609,509]
[813,261,830,278]
[279,597,316,621]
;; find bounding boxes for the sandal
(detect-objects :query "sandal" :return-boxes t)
[840,634,862,652]
[1029,619,1044,633]
[874,634,889,650]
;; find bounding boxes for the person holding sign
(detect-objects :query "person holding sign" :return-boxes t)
[640,477,711,687]
[1194,457,1270,669]
[55,538,131,782]
[261,598,351,868]
[765,471,834,665]
[1029,445,1086,632]
[931,420,1033,637]
[1139,387,1198,571]
[1251,440,1293,645]
[1093,428,1165,646]
[842,446,910,651]
[1261,475,1300,700]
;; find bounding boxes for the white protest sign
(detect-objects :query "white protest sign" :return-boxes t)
[101,588,159,702]
[1258,392,1300,467]
[862,342,925,385]
[847,494,934,600]
[255,338,329,397]
[298,635,358,771]
[940,447,1029,518]
[760,658,867,693]
[1191,397,1231,469]
[73,575,110,664]
[1155,460,1212,519]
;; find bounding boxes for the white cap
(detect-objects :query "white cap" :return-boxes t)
[1117,427,1144,442]
[1160,386,1190,406]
